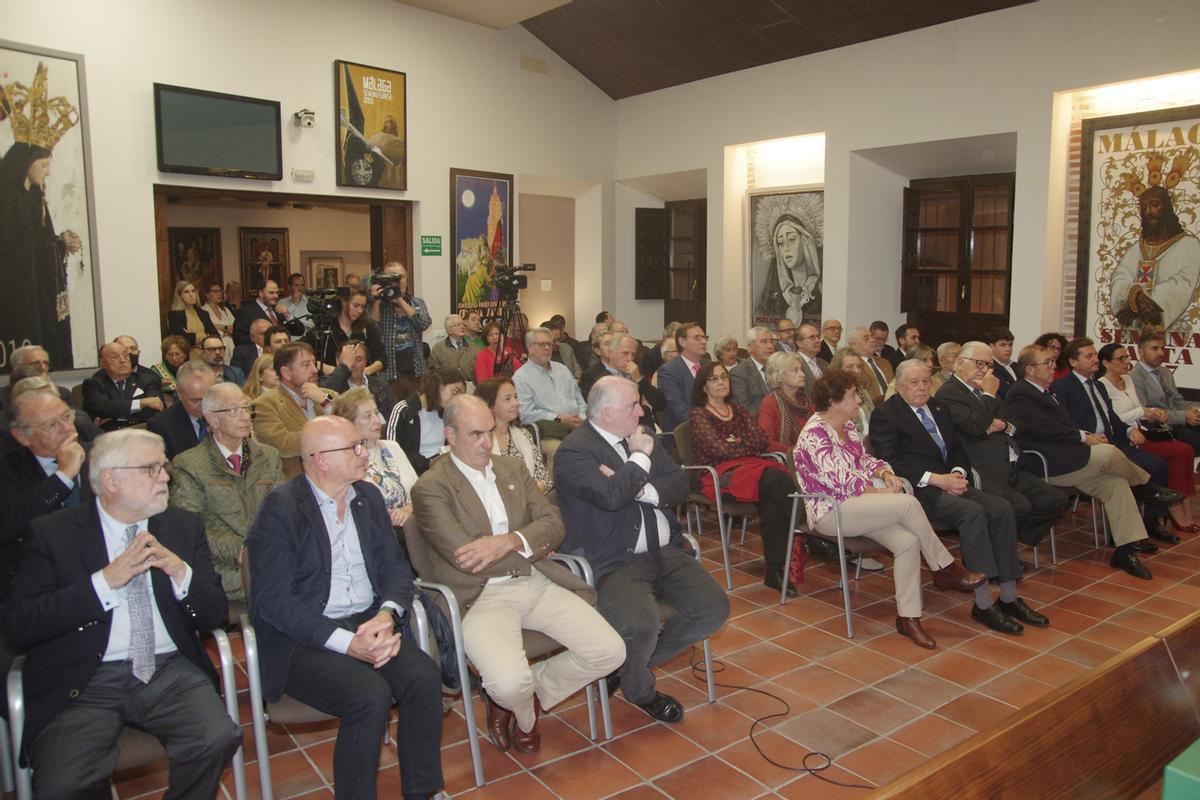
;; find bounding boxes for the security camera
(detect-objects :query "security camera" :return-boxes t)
[293,109,316,128]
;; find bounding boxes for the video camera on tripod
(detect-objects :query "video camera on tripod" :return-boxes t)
[493,263,536,302]
[302,287,349,335]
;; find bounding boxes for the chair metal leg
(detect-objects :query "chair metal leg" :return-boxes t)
[240,618,275,800]
[702,639,716,703]
[0,721,12,794]
[211,629,247,800]
[584,684,598,740]
[598,680,614,740]
[739,517,748,545]
[1031,542,1040,570]
[1050,526,1058,564]
[781,499,799,606]
[717,510,733,590]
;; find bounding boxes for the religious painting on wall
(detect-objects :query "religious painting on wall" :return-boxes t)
[167,227,221,290]
[450,168,513,318]
[335,60,407,190]
[748,187,824,328]
[0,41,100,373]
[306,256,343,289]
[1077,105,1200,388]
[238,227,289,291]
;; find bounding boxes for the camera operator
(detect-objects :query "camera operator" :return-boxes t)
[278,273,313,334]
[306,287,385,376]
[370,261,431,399]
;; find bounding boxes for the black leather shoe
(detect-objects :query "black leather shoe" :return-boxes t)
[636,692,684,723]
[764,568,799,598]
[1149,521,1182,544]
[1111,548,1153,580]
[1129,539,1159,554]
[971,603,1024,635]
[997,598,1050,628]
[1132,483,1185,505]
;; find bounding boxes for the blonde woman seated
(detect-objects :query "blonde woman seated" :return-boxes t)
[475,376,553,492]
[794,368,986,649]
[242,353,280,400]
[758,350,814,453]
[829,348,874,436]
[332,386,418,528]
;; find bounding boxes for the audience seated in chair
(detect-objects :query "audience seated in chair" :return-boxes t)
[199,334,247,386]
[83,340,164,431]
[513,327,588,471]
[252,342,339,479]
[247,416,445,799]
[729,326,775,416]
[1130,327,1200,454]
[0,345,72,422]
[986,326,1019,399]
[332,386,418,529]
[385,367,467,475]
[148,361,217,459]
[658,323,709,432]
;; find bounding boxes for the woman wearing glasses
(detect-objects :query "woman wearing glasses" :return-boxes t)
[1098,342,1198,532]
[332,387,418,529]
[688,360,799,596]
[169,381,283,602]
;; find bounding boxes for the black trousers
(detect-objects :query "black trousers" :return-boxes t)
[992,465,1070,546]
[921,486,1021,582]
[754,468,795,573]
[29,654,240,800]
[283,614,444,799]
[1117,443,1170,523]
[1170,424,1200,455]
[595,547,730,704]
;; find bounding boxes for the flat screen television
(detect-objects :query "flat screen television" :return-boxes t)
[154,83,283,180]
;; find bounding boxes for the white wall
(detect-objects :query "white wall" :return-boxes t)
[613,182,664,339]
[612,0,1200,345]
[7,0,616,354]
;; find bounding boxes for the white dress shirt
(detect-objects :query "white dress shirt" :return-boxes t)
[907,403,964,488]
[590,423,670,553]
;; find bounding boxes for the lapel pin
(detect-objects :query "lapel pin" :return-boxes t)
[508,484,515,491]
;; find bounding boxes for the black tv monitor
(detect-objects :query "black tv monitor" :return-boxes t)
[154,83,283,180]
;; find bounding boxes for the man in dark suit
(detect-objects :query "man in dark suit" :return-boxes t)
[555,376,729,722]
[658,322,708,431]
[230,319,268,379]
[818,319,842,363]
[871,360,1045,635]
[1,428,240,798]
[1051,337,1179,544]
[729,326,773,415]
[1006,344,1163,579]
[871,320,898,366]
[794,322,828,388]
[411,395,623,754]
[580,333,666,429]
[888,324,921,371]
[82,342,164,431]
[248,416,444,799]
[850,326,892,405]
[936,342,1067,548]
[986,326,1019,399]
[233,279,291,345]
[148,362,217,460]
[197,335,246,386]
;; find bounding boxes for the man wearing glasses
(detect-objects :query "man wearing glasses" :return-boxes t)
[202,333,247,386]
[512,327,588,470]
[3,428,240,798]
[657,322,709,431]
[170,382,283,602]
[248,416,445,799]
[253,342,339,478]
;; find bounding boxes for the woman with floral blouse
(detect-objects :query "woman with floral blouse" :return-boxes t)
[794,369,986,649]
[332,387,418,528]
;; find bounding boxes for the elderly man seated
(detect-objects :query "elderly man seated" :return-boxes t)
[82,341,164,431]
[427,313,481,377]
[148,361,217,459]
[170,382,283,602]
[512,326,588,469]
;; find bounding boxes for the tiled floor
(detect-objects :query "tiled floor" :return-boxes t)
[113,498,1200,800]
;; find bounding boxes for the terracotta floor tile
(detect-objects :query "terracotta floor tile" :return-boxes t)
[708,623,763,654]
[861,629,942,665]
[1048,637,1121,669]
[604,786,670,800]
[1077,581,1152,606]
[655,673,718,710]
[826,688,924,735]
[772,664,864,706]
[1160,583,1200,604]
[286,790,334,800]
[1012,580,1070,604]
[719,682,815,724]
[820,646,906,684]
[773,596,846,624]
[933,692,1019,731]
[917,615,981,649]
[1046,593,1125,620]
[920,588,975,615]
[775,707,875,759]
[1109,608,1175,635]
[507,716,594,768]
[889,713,976,757]
[113,760,169,799]
[555,695,653,740]
[875,668,967,711]
[652,754,766,800]
[813,613,893,642]
[1024,569,1095,591]
[919,650,1006,688]
[671,701,756,751]
[603,724,707,779]
[1034,606,1101,635]
[977,671,1056,708]
[246,750,327,800]
[723,641,810,679]
[776,766,876,799]
[1004,619,1071,650]
[1078,621,1152,651]
[533,748,641,800]
[1136,594,1196,619]
[452,771,559,800]
[1015,654,1089,688]
[717,730,817,788]
[953,634,1039,669]
[772,626,855,659]
[734,608,804,639]
[835,738,926,786]
[439,738,520,794]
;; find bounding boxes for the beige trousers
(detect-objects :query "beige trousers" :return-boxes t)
[814,492,954,618]
[1047,443,1149,546]
[461,569,626,733]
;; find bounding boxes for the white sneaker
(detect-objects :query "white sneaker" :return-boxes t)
[856,557,886,572]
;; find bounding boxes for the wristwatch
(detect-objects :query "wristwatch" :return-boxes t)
[388,607,404,633]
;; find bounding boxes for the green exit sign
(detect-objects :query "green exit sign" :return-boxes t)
[420,235,442,256]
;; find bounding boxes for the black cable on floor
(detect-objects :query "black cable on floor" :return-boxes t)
[688,646,875,790]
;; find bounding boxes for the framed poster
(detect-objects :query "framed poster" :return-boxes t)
[306,256,344,289]
[1076,105,1200,388]
[167,227,221,290]
[238,227,289,291]
[450,168,513,317]
[335,60,407,190]
[0,40,101,372]
[747,186,824,328]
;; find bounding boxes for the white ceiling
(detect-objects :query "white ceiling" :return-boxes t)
[393,0,570,30]
[618,169,708,202]
[855,132,1018,179]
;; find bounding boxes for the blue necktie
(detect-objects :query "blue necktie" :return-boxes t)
[196,417,208,441]
[916,406,947,461]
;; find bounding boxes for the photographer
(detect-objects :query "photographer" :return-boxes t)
[305,287,385,376]
[278,272,313,334]
[370,261,431,398]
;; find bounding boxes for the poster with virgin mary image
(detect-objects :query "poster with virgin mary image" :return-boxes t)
[749,187,823,328]
[0,42,100,373]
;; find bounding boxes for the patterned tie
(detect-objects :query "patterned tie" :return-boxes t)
[123,524,156,684]
[869,360,888,394]
[689,362,699,377]
[228,453,242,475]
[916,406,948,461]
[1086,379,1109,436]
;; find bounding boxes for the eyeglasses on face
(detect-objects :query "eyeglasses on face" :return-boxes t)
[964,358,991,369]
[212,405,255,417]
[1033,359,1056,368]
[110,461,170,479]
[203,345,227,353]
[707,373,730,383]
[26,410,75,433]
[310,439,369,458]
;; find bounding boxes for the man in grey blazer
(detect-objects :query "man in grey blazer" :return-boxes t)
[729,326,774,415]
[794,322,829,389]
[1131,329,1200,453]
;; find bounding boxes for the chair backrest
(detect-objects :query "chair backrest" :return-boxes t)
[673,420,696,465]
[401,513,439,583]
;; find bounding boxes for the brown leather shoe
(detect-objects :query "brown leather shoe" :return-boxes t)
[896,616,936,649]
[511,698,541,754]
[932,561,987,593]
[481,688,513,752]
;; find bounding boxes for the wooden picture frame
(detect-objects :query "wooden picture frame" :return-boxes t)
[238,227,289,291]
[334,59,407,190]
[746,185,824,328]
[0,40,102,371]
[306,256,344,289]
[167,227,221,292]
[449,167,514,316]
